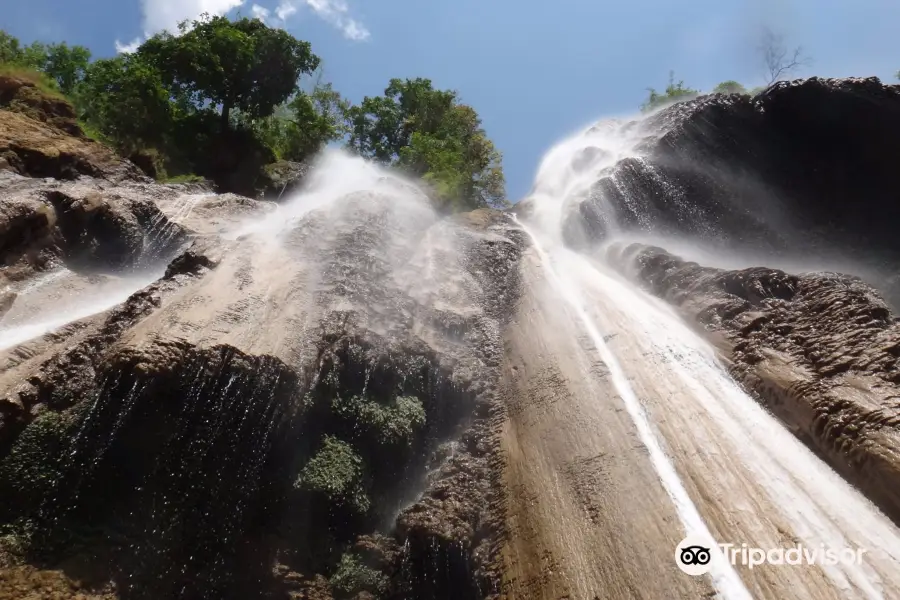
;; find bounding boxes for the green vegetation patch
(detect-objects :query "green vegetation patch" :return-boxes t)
[0,409,79,518]
[330,552,388,599]
[295,436,370,514]
[332,394,426,447]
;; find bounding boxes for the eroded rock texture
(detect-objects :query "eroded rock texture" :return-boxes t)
[566,78,900,287]
[0,75,142,183]
[0,156,526,599]
[609,243,900,525]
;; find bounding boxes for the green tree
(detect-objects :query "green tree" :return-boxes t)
[0,31,91,95]
[347,77,456,163]
[249,82,350,161]
[138,14,320,129]
[76,55,173,153]
[712,80,748,95]
[641,71,699,112]
[39,43,92,94]
[346,78,506,210]
[283,83,350,159]
[400,104,505,209]
[0,31,23,64]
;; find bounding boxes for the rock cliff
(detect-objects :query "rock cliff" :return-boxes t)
[609,242,900,526]
[0,81,527,599]
[5,71,900,600]
[565,77,900,298]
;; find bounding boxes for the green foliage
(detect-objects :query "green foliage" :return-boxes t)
[0,31,90,95]
[138,15,320,127]
[296,436,370,514]
[0,31,22,64]
[346,77,507,210]
[30,43,91,95]
[712,80,748,95]
[0,24,503,205]
[253,82,350,161]
[0,411,77,516]
[330,552,388,599]
[76,56,172,154]
[641,71,699,113]
[0,18,326,190]
[332,394,426,446]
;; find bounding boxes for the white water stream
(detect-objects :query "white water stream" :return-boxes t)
[522,118,900,598]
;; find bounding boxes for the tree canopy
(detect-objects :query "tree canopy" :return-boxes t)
[347,78,507,209]
[0,22,506,210]
[0,34,91,95]
[138,15,320,127]
[75,56,172,152]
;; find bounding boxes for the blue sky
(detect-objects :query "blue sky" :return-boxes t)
[6,0,900,200]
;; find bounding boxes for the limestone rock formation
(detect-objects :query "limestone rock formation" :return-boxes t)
[6,68,900,600]
[609,242,900,525]
[568,78,900,274]
[0,130,525,599]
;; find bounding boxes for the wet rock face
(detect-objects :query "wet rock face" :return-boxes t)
[0,150,527,600]
[576,78,900,265]
[261,159,310,201]
[610,242,900,526]
[0,172,189,283]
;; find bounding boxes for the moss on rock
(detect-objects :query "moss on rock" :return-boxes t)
[329,552,388,599]
[332,394,425,447]
[296,436,370,514]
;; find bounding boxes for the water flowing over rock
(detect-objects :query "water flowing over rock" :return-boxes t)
[0,141,526,598]
[5,74,900,600]
[608,242,900,525]
[554,77,900,300]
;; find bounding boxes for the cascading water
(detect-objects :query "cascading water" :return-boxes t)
[518,117,900,598]
[0,148,513,600]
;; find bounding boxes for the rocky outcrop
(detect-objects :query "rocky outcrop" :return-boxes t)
[261,159,310,201]
[609,242,900,525]
[0,75,141,182]
[0,171,189,284]
[0,161,526,600]
[568,78,900,290]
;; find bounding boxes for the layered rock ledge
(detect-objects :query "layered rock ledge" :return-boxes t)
[562,77,900,302]
[609,243,900,525]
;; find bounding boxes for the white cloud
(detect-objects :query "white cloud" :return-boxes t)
[275,1,298,21]
[338,18,369,42]
[117,0,366,55]
[276,0,369,41]
[116,0,245,54]
[115,37,143,54]
[141,0,245,35]
[251,3,271,22]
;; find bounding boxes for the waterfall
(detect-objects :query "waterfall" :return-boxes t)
[516,117,900,598]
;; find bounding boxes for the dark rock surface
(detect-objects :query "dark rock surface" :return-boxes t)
[261,160,311,201]
[568,77,900,288]
[0,171,189,284]
[609,242,900,526]
[0,155,526,600]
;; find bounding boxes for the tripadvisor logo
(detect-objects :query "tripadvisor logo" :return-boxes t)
[675,535,867,576]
